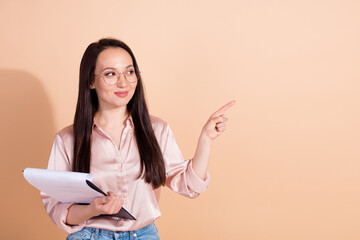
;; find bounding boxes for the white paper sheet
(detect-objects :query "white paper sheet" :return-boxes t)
[23,168,104,204]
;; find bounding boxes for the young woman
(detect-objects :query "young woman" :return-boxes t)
[41,38,235,240]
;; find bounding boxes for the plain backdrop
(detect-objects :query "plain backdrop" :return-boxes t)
[0,0,359,239]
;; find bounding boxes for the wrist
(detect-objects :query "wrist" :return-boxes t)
[85,204,99,219]
[66,204,94,226]
[198,133,213,146]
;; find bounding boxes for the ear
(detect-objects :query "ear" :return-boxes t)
[90,82,95,89]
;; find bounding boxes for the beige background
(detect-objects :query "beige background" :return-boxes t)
[1,0,359,239]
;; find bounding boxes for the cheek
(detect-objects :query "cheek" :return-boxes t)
[94,84,115,100]
[129,84,137,96]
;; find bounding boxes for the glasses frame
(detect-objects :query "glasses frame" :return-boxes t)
[93,67,140,86]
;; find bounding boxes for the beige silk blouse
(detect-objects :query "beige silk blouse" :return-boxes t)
[41,116,210,233]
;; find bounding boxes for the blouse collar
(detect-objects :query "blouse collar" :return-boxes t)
[92,115,134,133]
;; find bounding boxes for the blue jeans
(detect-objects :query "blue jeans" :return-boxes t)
[66,222,159,240]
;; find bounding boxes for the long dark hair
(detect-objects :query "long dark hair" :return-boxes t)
[73,38,166,189]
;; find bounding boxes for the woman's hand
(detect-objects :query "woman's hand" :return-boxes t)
[88,191,123,217]
[192,100,235,179]
[200,100,236,142]
[66,191,123,226]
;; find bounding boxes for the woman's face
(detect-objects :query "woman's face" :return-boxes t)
[91,47,138,111]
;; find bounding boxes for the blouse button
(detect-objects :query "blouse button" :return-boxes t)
[118,163,123,171]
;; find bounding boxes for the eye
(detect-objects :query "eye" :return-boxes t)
[104,71,116,77]
[126,69,135,75]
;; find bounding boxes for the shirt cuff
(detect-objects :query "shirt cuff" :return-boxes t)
[53,203,87,233]
[186,160,210,194]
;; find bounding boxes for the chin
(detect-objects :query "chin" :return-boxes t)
[115,98,132,107]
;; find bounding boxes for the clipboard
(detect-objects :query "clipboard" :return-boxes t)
[23,168,136,220]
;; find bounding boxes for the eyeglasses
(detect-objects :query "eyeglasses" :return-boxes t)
[94,67,140,86]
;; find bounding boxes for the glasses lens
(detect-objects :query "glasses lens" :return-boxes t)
[103,71,119,85]
[125,68,138,83]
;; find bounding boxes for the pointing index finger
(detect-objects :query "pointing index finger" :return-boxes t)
[213,100,236,117]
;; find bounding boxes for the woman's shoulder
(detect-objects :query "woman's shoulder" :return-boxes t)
[150,115,168,126]
[150,115,169,132]
[56,125,74,143]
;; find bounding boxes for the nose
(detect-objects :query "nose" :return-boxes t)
[116,73,128,87]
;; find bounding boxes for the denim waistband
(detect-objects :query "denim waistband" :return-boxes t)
[83,221,156,238]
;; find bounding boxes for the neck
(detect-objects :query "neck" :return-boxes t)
[95,106,129,128]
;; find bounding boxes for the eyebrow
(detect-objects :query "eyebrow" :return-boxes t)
[101,65,134,72]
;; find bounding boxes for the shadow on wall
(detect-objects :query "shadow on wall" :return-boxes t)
[0,69,66,239]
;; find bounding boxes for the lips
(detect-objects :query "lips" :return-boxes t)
[115,91,128,98]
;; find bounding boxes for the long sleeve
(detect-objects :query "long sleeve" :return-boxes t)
[161,124,210,198]
[41,132,86,233]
